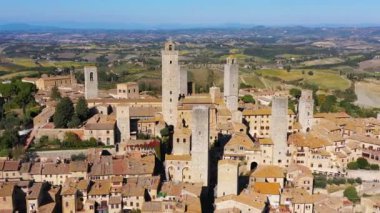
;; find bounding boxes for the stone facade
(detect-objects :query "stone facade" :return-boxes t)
[116,82,139,99]
[298,90,314,133]
[116,105,130,143]
[190,106,209,186]
[270,97,290,166]
[84,66,98,99]
[172,128,191,155]
[217,160,238,197]
[35,72,76,91]
[223,57,239,112]
[161,41,181,127]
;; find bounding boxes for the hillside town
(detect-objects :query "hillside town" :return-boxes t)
[1,40,380,213]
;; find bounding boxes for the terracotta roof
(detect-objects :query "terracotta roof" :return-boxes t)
[42,163,70,175]
[349,134,380,146]
[242,108,294,116]
[218,108,232,117]
[215,193,266,210]
[129,107,161,117]
[282,188,314,204]
[3,160,20,171]
[252,182,281,195]
[225,133,258,151]
[250,165,285,178]
[161,182,202,197]
[28,182,43,199]
[84,113,116,130]
[314,112,350,119]
[288,133,332,149]
[30,162,42,175]
[122,183,145,197]
[165,154,191,161]
[69,161,88,173]
[0,183,15,197]
[88,180,111,196]
[38,202,56,213]
[259,138,273,145]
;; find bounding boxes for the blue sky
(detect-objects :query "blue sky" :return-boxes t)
[0,0,379,28]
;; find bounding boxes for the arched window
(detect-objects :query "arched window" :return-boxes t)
[169,45,172,51]
[90,72,94,81]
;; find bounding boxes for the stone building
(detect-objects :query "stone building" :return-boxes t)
[190,106,210,186]
[242,107,296,138]
[270,96,290,166]
[298,90,314,132]
[217,159,239,197]
[35,72,76,91]
[161,41,187,127]
[84,113,116,146]
[116,82,139,99]
[223,57,239,112]
[172,127,191,155]
[116,105,131,143]
[84,66,98,99]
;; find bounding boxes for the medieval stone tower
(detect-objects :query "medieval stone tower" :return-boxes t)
[298,90,314,132]
[217,159,238,197]
[161,40,186,127]
[116,105,130,143]
[84,66,98,99]
[191,106,209,187]
[270,96,289,166]
[224,57,239,112]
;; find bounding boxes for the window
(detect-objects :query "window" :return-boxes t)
[170,60,172,64]
[90,72,94,81]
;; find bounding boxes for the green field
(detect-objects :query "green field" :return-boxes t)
[256,69,351,91]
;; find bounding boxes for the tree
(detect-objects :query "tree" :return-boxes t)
[320,95,337,113]
[160,127,170,137]
[289,88,301,99]
[71,153,86,161]
[63,132,81,143]
[370,164,379,170]
[343,186,360,203]
[53,97,74,128]
[75,97,89,121]
[67,114,81,128]
[347,162,358,170]
[313,174,327,188]
[241,95,255,104]
[357,157,369,169]
[285,65,291,72]
[50,86,61,100]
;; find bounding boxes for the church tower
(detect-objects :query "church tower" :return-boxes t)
[84,66,98,99]
[298,90,314,132]
[162,40,181,127]
[191,106,209,187]
[270,96,289,166]
[224,57,239,112]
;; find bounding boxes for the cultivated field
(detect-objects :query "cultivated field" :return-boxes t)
[355,80,380,108]
[256,69,351,91]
